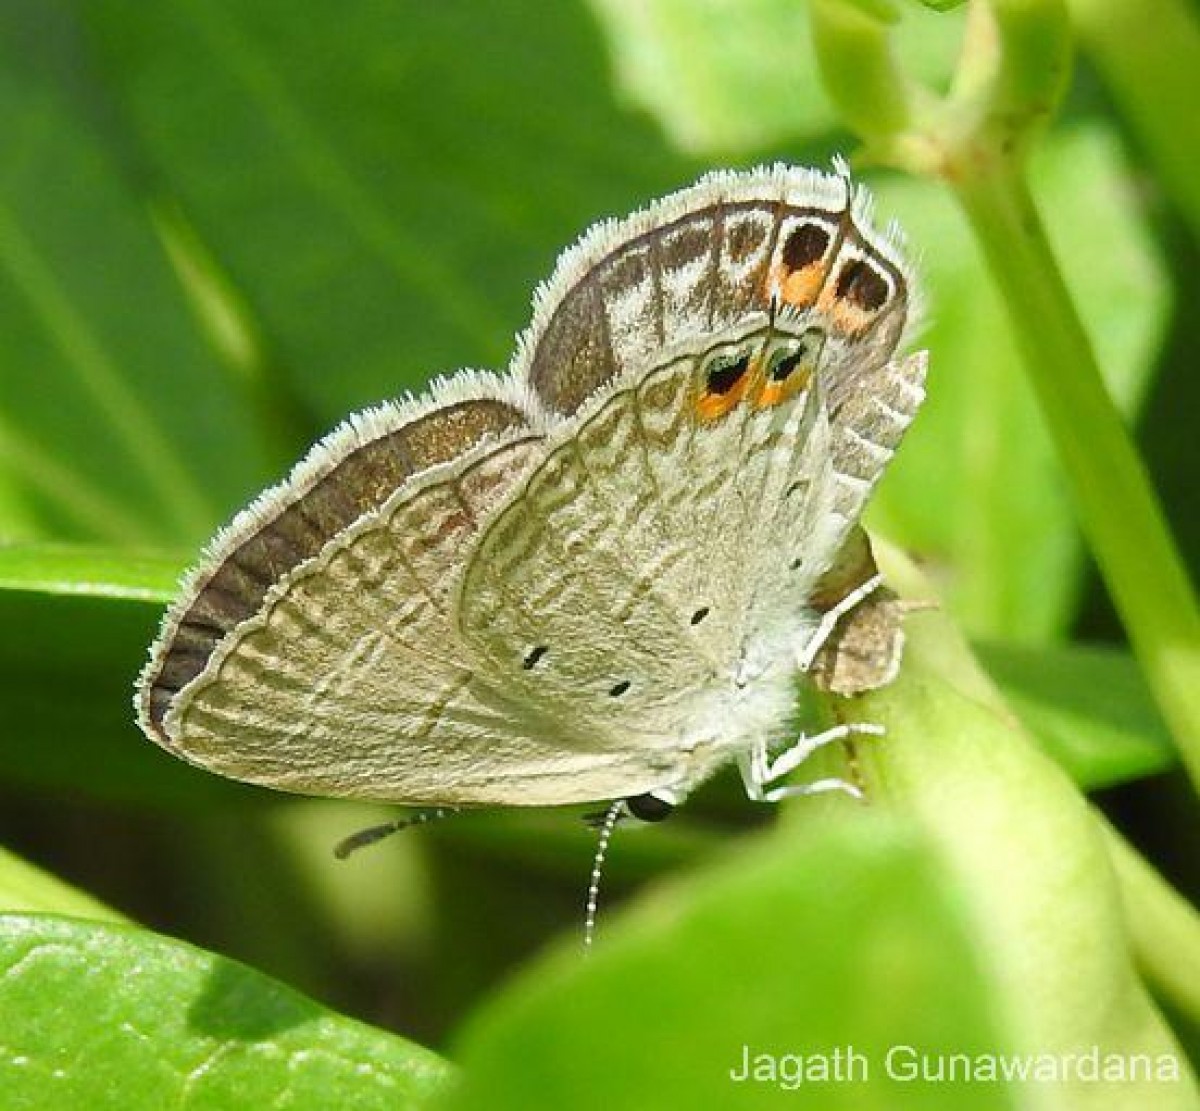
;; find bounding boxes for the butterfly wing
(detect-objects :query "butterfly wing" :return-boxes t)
[136,377,614,804]
[514,164,925,693]
[455,323,840,776]
[138,375,535,743]
[137,164,926,808]
[518,164,916,418]
[801,351,928,692]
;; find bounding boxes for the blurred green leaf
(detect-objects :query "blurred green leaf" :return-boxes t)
[586,0,835,154]
[0,589,266,808]
[0,913,451,1110]
[446,813,1013,1111]
[0,2,271,546]
[0,847,127,923]
[585,0,965,155]
[869,124,1168,640]
[82,0,699,422]
[858,548,1194,1105]
[0,541,182,602]
[1069,0,1200,239]
[978,640,1177,791]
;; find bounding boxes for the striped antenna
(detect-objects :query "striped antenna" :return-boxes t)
[333,807,458,859]
[583,799,625,950]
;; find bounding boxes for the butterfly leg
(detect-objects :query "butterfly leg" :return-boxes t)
[796,573,884,672]
[765,722,884,782]
[761,777,864,803]
[738,722,884,802]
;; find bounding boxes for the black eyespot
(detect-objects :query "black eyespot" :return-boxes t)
[690,606,710,626]
[769,348,805,382]
[835,259,890,311]
[627,792,675,822]
[523,645,548,670]
[608,679,632,698]
[790,555,803,570]
[782,222,831,271]
[705,353,750,395]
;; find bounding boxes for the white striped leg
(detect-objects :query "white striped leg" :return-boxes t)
[760,777,863,803]
[738,722,885,803]
[796,573,884,672]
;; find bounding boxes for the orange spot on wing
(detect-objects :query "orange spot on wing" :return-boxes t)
[756,381,786,408]
[697,372,749,423]
[831,299,875,336]
[767,258,828,311]
[780,264,826,309]
[769,244,885,338]
[753,364,812,409]
[809,283,876,338]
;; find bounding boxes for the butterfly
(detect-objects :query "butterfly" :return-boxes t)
[136,163,925,844]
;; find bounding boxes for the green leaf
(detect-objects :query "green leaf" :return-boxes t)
[586,0,965,156]
[0,913,451,1110]
[0,547,259,810]
[586,0,836,154]
[0,541,182,602]
[1069,0,1200,239]
[867,124,1169,640]
[977,640,1177,790]
[858,546,1195,1103]
[82,0,699,423]
[0,3,271,545]
[446,813,1014,1111]
[0,848,127,923]
[0,589,265,808]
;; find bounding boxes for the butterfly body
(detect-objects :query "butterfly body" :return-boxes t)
[137,164,925,812]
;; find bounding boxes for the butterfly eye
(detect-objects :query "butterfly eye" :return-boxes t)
[626,790,676,822]
[704,352,751,396]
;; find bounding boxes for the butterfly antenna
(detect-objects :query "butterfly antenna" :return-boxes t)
[583,799,625,950]
[334,807,458,859]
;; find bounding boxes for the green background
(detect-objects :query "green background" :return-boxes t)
[0,1,1196,1107]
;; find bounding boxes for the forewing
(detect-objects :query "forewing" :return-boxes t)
[138,375,536,745]
[155,434,598,802]
[137,376,650,805]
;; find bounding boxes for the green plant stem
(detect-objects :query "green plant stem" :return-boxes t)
[809,0,916,146]
[951,154,1200,789]
[1099,814,1200,1023]
[872,544,1200,1033]
[1069,0,1200,238]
